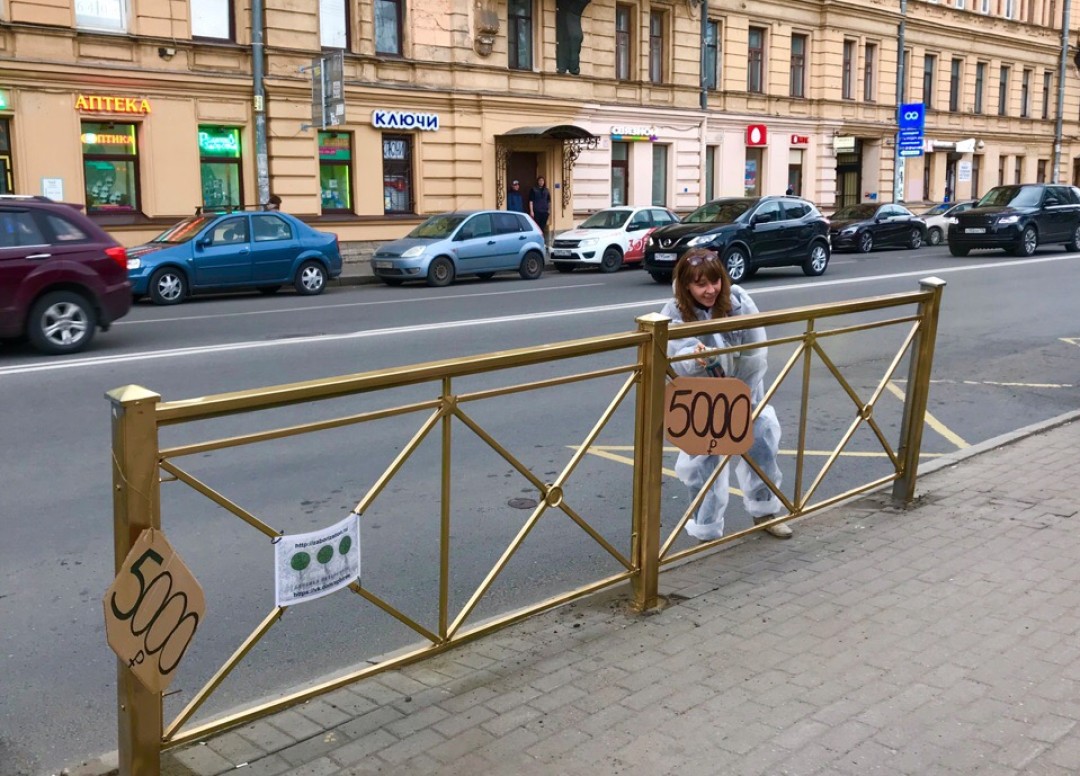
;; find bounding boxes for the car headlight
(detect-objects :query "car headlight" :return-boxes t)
[400,245,426,258]
[997,215,1020,225]
[686,235,714,247]
[647,235,657,247]
[841,227,857,235]
[127,258,141,270]
[578,238,598,248]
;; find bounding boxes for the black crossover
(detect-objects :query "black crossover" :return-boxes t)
[947,184,1080,257]
[642,196,831,284]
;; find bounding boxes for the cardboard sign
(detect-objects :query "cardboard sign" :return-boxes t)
[664,377,755,456]
[104,529,205,693]
[274,514,360,607]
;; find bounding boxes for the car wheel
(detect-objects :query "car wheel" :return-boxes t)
[1012,226,1038,257]
[948,244,970,257]
[258,286,281,295]
[723,246,749,283]
[476,272,496,280]
[649,272,671,284]
[802,241,830,277]
[149,267,187,305]
[857,231,874,253]
[908,228,923,250]
[426,256,455,287]
[1066,225,1080,252]
[519,250,545,280]
[599,247,622,273]
[295,261,327,295]
[381,277,404,287]
[554,264,575,273]
[26,291,97,355]
[928,227,943,246]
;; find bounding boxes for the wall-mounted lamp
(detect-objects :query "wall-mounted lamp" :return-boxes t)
[158,46,176,60]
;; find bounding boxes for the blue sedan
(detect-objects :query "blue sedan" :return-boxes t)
[127,210,342,304]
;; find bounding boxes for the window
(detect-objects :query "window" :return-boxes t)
[744,147,763,196]
[955,0,965,8]
[198,126,243,208]
[0,119,12,194]
[1037,159,1047,183]
[783,200,809,219]
[998,65,1010,116]
[649,208,677,226]
[980,0,990,11]
[949,59,962,112]
[998,155,1006,185]
[1014,156,1022,183]
[1043,71,1053,120]
[1005,0,1016,18]
[75,0,128,31]
[375,0,402,55]
[703,20,720,90]
[611,142,628,206]
[382,134,413,213]
[508,0,533,71]
[615,5,632,81]
[494,212,524,234]
[0,211,44,247]
[319,0,347,48]
[972,155,981,196]
[923,54,936,109]
[459,213,494,240]
[252,214,292,242]
[864,43,877,101]
[748,27,765,93]
[210,216,248,245]
[648,11,664,84]
[47,214,88,241]
[651,144,668,206]
[191,0,233,40]
[974,62,986,114]
[788,149,803,196]
[318,131,353,212]
[789,34,806,98]
[1021,69,1031,118]
[705,145,716,200]
[81,122,139,213]
[842,40,855,99]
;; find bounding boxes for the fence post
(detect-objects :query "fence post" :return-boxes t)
[632,313,669,612]
[892,277,946,503]
[107,385,163,776]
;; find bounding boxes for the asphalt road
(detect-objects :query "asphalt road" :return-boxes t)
[2,244,1078,776]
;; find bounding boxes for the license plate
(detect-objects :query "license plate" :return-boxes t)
[964,228,986,234]
[654,252,677,262]
[552,250,572,257]
[373,261,393,269]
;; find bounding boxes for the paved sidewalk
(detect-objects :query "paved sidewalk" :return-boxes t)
[99,413,1080,776]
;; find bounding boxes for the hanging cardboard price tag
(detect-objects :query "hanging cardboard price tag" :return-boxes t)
[103,529,205,693]
[664,376,755,456]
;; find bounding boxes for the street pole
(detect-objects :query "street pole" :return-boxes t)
[1052,0,1071,184]
[892,0,908,203]
[252,0,270,206]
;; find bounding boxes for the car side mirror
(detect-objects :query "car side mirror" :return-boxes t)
[195,237,211,249]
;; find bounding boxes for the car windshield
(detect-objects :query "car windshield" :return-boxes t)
[977,186,1042,208]
[579,210,631,229]
[151,216,215,244]
[407,214,468,239]
[832,204,878,220]
[683,200,752,224]
[921,204,951,216]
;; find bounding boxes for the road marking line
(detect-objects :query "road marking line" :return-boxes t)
[898,378,1076,388]
[573,445,943,458]
[1062,337,1080,348]
[885,381,970,449]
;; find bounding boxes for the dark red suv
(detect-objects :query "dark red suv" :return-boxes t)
[0,196,131,354]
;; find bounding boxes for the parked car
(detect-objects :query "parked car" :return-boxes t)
[920,200,979,245]
[829,203,927,252]
[0,195,131,355]
[372,210,546,287]
[947,184,1080,257]
[642,196,830,284]
[551,206,679,273]
[127,209,342,304]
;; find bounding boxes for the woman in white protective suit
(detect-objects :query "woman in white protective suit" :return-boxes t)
[659,248,792,540]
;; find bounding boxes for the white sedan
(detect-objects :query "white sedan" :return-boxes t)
[920,200,978,246]
[550,206,680,272]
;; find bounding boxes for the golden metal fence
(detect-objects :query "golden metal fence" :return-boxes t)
[108,277,945,775]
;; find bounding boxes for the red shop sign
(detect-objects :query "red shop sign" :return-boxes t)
[790,134,810,145]
[746,125,768,146]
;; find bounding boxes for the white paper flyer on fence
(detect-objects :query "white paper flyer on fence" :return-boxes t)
[274,514,360,607]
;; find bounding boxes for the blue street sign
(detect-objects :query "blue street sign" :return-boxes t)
[897,102,925,158]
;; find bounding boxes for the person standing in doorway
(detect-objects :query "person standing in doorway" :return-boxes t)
[506,180,526,213]
[528,176,551,238]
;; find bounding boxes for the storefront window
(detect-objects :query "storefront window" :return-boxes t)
[382,134,413,213]
[0,119,13,194]
[198,126,243,209]
[318,131,353,212]
[744,147,763,197]
[611,142,628,206]
[81,121,139,213]
[651,144,668,206]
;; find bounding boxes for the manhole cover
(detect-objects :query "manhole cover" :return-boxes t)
[508,497,537,509]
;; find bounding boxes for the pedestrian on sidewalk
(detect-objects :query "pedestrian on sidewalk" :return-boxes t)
[528,176,551,239]
[660,248,791,541]
[506,180,527,213]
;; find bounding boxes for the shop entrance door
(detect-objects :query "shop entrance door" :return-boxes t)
[836,151,862,209]
[508,152,541,206]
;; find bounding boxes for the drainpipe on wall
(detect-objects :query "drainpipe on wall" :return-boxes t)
[252,0,270,205]
[699,0,708,111]
[892,0,907,203]
[1052,0,1071,184]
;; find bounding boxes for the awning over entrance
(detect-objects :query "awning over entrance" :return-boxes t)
[495,124,600,209]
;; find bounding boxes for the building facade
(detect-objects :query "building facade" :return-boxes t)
[0,0,1077,253]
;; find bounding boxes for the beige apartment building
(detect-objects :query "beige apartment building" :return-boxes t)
[0,0,1077,249]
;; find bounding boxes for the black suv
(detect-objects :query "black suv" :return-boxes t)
[947,184,1080,257]
[642,196,831,283]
